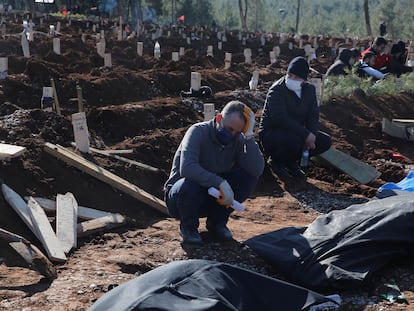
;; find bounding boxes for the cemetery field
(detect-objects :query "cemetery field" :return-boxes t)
[1,15,414,310]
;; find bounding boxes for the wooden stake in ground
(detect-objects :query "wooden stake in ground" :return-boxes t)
[50,78,61,115]
[0,227,57,280]
[76,84,84,112]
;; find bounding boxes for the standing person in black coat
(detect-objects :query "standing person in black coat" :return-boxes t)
[380,22,387,36]
[259,57,332,179]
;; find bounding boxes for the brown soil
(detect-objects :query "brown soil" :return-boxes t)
[0,17,413,310]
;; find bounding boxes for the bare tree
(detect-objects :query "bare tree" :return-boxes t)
[130,0,143,34]
[28,0,35,19]
[295,0,300,33]
[364,0,372,37]
[238,0,248,32]
[118,0,125,20]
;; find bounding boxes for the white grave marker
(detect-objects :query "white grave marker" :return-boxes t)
[310,78,322,106]
[41,87,53,110]
[137,41,143,56]
[179,47,185,57]
[72,112,90,153]
[244,48,252,64]
[21,33,30,58]
[0,57,7,79]
[207,45,213,57]
[96,42,105,57]
[56,21,61,32]
[203,103,215,121]
[218,41,222,50]
[172,52,179,62]
[104,53,112,67]
[53,38,61,55]
[273,46,281,57]
[191,72,201,91]
[269,51,276,64]
[154,41,161,59]
[249,68,259,91]
[224,52,232,69]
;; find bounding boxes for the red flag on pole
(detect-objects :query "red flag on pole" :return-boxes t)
[177,15,185,22]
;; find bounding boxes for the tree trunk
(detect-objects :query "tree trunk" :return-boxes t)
[295,0,300,33]
[28,0,35,19]
[363,0,372,37]
[130,0,143,34]
[118,0,124,20]
[238,0,248,32]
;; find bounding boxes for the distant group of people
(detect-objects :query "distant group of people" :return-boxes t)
[165,56,330,244]
[326,37,413,80]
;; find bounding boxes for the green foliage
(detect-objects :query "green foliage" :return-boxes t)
[322,72,414,104]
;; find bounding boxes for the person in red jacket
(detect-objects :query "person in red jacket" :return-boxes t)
[361,37,391,73]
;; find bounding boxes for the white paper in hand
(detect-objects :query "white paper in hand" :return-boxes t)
[208,187,245,211]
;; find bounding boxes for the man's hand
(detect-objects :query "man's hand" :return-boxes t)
[243,106,255,139]
[217,180,234,207]
[305,132,316,150]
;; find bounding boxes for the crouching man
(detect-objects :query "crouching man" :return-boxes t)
[164,101,264,244]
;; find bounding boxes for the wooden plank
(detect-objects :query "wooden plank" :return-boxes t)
[27,197,67,262]
[27,196,116,220]
[0,143,26,159]
[0,227,57,280]
[1,184,40,240]
[44,143,167,215]
[391,119,414,124]
[70,142,133,155]
[77,214,127,237]
[382,118,414,141]
[56,193,78,253]
[316,147,381,184]
[80,144,160,172]
[102,149,134,155]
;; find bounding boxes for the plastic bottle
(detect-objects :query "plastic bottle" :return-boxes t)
[300,149,309,167]
[154,41,161,59]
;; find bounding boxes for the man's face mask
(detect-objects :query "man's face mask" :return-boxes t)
[216,122,236,145]
[285,76,303,92]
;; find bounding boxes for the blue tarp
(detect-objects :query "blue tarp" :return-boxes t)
[378,171,414,192]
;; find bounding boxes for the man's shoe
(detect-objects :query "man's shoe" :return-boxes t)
[206,222,233,241]
[179,226,202,244]
[286,162,306,178]
[268,160,291,178]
